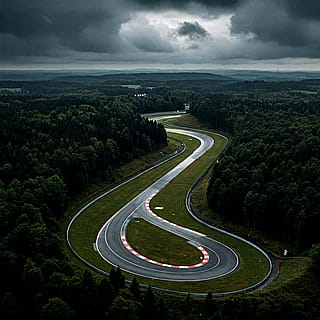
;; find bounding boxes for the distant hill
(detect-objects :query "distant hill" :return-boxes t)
[210,69,320,81]
[1,69,320,82]
[0,71,235,94]
[55,72,233,86]
[1,70,319,95]
[0,70,233,82]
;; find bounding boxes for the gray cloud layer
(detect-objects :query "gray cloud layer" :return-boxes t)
[131,0,241,10]
[0,0,319,67]
[0,0,130,57]
[230,0,320,58]
[176,21,210,40]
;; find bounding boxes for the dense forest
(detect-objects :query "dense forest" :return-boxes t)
[2,71,320,96]
[0,78,320,319]
[191,93,320,250]
[0,94,169,319]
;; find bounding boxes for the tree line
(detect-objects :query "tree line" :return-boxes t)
[191,93,320,249]
[0,96,167,194]
[0,94,168,319]
[0,92,319,319]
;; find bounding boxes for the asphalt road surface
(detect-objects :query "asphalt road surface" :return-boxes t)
[95,127,239,281]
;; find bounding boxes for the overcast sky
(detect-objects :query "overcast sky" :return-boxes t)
[1,0,320,70]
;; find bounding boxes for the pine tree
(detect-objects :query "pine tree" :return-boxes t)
[130,277,142,302]
[142,285,156,320]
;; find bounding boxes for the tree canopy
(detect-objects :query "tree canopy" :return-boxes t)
[191,93,320,249]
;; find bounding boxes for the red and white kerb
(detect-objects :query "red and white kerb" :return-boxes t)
[121,192,210,269]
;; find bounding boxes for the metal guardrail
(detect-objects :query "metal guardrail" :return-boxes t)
[166,123,275,295]
[66,135,186,275]
[180,125,275,296]
[66,118,276,298]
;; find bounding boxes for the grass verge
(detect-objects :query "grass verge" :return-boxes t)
[261,257,311,292]
[65,113,277,295]
[65,133,201,273]
[146,121,269,293]
[126,219,202,266]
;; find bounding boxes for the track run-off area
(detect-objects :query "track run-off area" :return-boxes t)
[67,113,274,295]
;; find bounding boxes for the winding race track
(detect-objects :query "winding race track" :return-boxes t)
[95,127,239,281]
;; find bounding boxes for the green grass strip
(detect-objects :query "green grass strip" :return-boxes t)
[66,133,200,271]
[145,126,269,293]
[126,219,202,266]
[66,114,270,295]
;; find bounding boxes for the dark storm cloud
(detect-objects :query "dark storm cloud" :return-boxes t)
[0,0,130,57]
[0,1,106,37]
[285,0,320,19]
[177,21,210,40]
[131,0,241,9]
[0,0,319,66]
[230,0,320,57]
